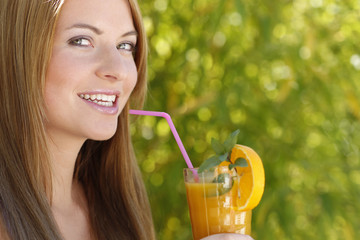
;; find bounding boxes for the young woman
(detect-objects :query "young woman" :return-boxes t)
[0,0,254,239]
[0,0,152,239]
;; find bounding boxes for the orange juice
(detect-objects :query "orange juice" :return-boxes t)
[184,169,252,240]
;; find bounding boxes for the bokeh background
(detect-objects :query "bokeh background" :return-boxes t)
[130,0,360,239]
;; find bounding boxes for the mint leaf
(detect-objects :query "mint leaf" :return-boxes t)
[198,129,243,175]
[211,138,226,155]
[218,153,228,162]
[206,173,233,196]
[223,129,240,152]
[226,150,232,162]
[198,155,222,173]
[229,157,248,170]
[212,173,231,183]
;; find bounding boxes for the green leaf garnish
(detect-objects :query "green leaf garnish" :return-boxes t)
[198,129,245,173]
[218,153,228,162]
[198,155,222,173]
[211,138,226,155]
[224,129,240,152]
[229,157,248,170]
[212,173,231,183]
[204,173,233,197]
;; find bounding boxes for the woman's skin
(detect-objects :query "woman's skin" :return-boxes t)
[44,0,137,238]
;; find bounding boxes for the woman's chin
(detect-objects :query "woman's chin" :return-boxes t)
[86,127,117,142]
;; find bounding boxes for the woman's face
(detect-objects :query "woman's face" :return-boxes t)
[45,0,137,142]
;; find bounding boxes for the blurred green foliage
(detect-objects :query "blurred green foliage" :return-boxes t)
[130,0,360,239]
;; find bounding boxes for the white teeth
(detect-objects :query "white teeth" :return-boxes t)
[109,95,116,102]
[102,94,108,101]
[79,93,117,107]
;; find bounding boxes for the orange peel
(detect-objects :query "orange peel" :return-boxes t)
[220,144,265,211]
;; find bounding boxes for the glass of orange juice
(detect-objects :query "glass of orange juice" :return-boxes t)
[184,166,252,240]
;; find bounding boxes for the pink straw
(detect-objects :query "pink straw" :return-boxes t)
[129,110,194,169]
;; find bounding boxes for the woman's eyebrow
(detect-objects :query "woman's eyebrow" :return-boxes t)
[123,30,138,37]
[66,23,103,35]
[66,24,138,38]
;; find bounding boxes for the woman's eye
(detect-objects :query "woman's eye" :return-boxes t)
[68,37,93,47]
[117,42,136,53]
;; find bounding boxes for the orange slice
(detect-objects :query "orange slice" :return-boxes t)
[220,144,265,211]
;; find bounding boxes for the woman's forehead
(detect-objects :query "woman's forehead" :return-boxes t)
[56,0,135,33]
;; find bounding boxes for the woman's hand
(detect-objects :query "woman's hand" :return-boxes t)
[201,233,254,240]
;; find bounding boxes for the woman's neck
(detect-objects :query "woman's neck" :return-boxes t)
[46,134,93,240]
[46,132,85,207]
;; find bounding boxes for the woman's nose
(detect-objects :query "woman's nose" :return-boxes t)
[95,47,131,82]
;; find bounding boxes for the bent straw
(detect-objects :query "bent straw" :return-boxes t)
[129,109,194,169]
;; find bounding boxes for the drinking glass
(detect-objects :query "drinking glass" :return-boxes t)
[184,166,251,240]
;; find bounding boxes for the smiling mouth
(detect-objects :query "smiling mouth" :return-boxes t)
[79,93,117,107]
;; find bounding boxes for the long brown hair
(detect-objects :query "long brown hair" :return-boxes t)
[0,0,155,239]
